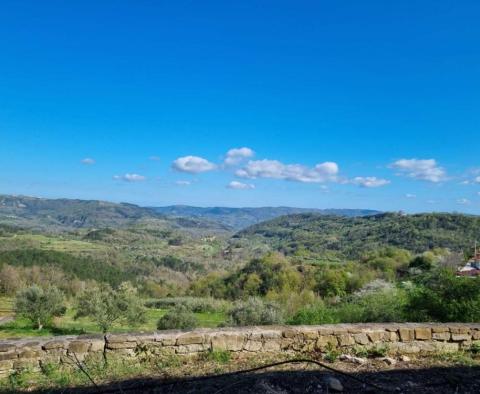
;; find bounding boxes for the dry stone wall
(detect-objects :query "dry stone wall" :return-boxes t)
[1,323,479,376]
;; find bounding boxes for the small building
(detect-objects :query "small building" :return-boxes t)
[457,247,480,277]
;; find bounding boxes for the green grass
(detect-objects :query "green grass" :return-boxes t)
[0,305,226,339]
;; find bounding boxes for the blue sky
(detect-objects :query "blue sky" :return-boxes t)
[1,1,479,212]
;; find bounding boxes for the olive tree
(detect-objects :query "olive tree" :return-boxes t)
[14,285,66,330]
[75,282,146,333]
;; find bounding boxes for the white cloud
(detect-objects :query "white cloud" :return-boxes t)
[349,177,390,188]
[81,158,95,165]
[236,159,339,183]
[175,180,191,186]
[172,156,216,173]
[390,159,446,182]
[475,176,480,183]
[227,181,255,190]
[457,198,471,205]
[224,147,255,166]
[405,193,417,199]
[113,173,146,182]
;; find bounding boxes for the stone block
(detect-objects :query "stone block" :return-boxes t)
[18,349,41,359]
[176,344,205,354]
[244,340,263,352]
[0,344,15,353]
[68,341,91,354]
[43,340,67,350]
[353,333,369,345]
[337,334,355,347]
[211,334,245,351]
[432,332,451,341]
[282,329,297,338]
[415,327,432,340]
[367,331,384,343]
[398,328,414,342]
[176,333,204,345]
[0,352,17,361]
[451,333,471,341]
[0,360,14,372]
[450,326,470,334]
[263,340,281,352]
[90,340,105,352]
[106,342,137,350]
[316,335,338,350]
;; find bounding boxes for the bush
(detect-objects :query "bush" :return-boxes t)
[14,285,66,330]
[146,297,229,313]
[76,282,146,333]
[405,270,480,322]
[288,302,339,325]
[228,297,284,326]
[157,305,198,330]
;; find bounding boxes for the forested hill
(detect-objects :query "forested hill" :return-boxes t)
[234,212,480,258]
[151,206,380,231]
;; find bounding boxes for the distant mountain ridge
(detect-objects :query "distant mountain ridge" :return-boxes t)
[0,194,380,232]
[151,205,381,230]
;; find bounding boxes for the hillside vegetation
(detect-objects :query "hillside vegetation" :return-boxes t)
[235,212,480,258]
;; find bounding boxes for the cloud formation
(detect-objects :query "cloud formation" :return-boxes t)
[172,156,216,174]
[113,173,146,182]
[236,160,339,183]
[457,198,471,205]
[224,147,255,166]
[349,177,390,188]
[227,181,255,190]
[405,193,417,199]
[81,158,95,165]
[175,180,191,186]
[390,159,446,182]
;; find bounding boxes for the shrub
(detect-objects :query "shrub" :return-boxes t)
[288,302,339,325]
[146,297,229,313]
[14,285,66,330]
[76,282,146,333]
[228,297,284,326]
[405,270,480,322]
[157,305,198,330]
[201,350,231,364]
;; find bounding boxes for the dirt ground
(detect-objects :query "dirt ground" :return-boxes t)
[32,357,480,394]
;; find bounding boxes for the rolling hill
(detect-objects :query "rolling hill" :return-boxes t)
[151,205,380,230]
[234,212,480,258]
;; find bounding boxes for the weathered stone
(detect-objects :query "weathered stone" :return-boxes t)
[472,330,480,340]
[432,326,448,333]
[450,326,470,334]
[263,340,281,352]
[161,337,177,346]
[176,333,204,345]
[18,349,40,359]
[0,352,17,361]
[398,328,414,342]
[339,354,366,364]
[451,333,471,342]
[176,344,205,354]
[380,357,397,366]
[353,333,369,345]
[211,334,245,351]
[400,355,411,362]
[384,331,398,342]
[0,360,14,371]
[244,340,263,352]
[367,331,384,343]
[432,332,451,341]
[389,342,421,354]
[0,344,15,352]
[43,340,67,350]
[433,342,459,352]
[13,359,39,370]
[415,327,432,340]
[302,330,318,340]
[316,335,338,350]
[68,341,90,354]
[337,334,355,346]
[90,340,105,352]
[106,342,137,350]
[282,329,297,338]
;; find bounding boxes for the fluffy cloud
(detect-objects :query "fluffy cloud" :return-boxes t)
[113,173,146,182]
[227,181,255,190]
[81,158,95,165]
[405,193,417,199]
[236,160,339,183]
[349,177,390,188]
[175,180,191,186]
[475,176,480,183]
[172,156,216,173]
[390,159,446,182]
[224,147,255,166]
[457,198,471,205]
